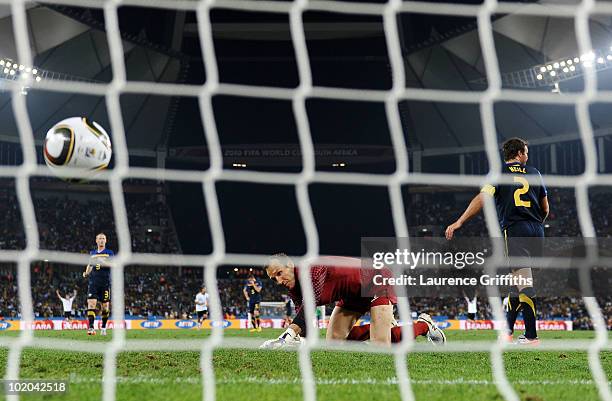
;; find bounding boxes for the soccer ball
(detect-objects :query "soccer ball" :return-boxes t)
[43,117,112,182]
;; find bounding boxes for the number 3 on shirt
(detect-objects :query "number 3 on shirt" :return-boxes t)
[513,176,531,207]
[95,264,101,270]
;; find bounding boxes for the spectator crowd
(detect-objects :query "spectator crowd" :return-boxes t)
[0,184,610,330]
[1,264,610,330]
[0,182,181,254]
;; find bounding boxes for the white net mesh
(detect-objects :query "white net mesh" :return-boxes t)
[0,1,610,401]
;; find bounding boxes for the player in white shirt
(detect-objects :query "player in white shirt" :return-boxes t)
[195,286,209,329]
[57,289,77,326]
[463,291,478,320]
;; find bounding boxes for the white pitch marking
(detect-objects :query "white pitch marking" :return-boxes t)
[66,374,597,386]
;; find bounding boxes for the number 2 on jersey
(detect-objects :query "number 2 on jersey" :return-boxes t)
[513,176,531,207]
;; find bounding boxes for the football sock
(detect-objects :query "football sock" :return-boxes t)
[346,322,429,343]
[413,321,429,337]
[256,317,260,328]
[251,316,257,329]
[505,293,521,335]
[87,309,95,329]
[519,288,538,339]
[346,325,370,341]
[101,309,109,329]
[391,326,402,343]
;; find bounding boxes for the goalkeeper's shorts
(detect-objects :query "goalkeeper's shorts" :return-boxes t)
[336,296,396,315]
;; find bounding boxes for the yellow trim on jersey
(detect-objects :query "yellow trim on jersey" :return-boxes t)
[519,293,536,315]
[503,229,509,257]
[480,184,496,196]
[508,165,526,174]
[91,254,110,258]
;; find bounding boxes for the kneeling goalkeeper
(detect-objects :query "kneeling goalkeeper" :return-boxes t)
[261,253,445,348]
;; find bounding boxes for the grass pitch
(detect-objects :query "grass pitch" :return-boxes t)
[0,329,610,401]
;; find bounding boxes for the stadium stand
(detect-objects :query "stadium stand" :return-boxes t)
[0,182,609,329]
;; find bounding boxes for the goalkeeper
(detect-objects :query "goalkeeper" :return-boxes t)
[261,253,445,348]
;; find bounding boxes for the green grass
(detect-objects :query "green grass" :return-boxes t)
[0,329,610,401]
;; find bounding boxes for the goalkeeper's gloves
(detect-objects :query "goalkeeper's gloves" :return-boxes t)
[259,327,302,349]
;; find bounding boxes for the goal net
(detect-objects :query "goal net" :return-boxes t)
[0,1,610,401]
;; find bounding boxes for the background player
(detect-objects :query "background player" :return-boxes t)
[261,254,445,348]
[56,289,76,324]
[195,286,209,329]
[243,274,263,332]
[445,137,549,345]
[463,290,478,320]
[82,233,114,336]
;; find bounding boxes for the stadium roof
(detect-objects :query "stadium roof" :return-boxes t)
[0,5,182,156]
[0,2,611,156]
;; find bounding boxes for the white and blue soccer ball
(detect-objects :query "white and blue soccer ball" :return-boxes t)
[43,117,112,181]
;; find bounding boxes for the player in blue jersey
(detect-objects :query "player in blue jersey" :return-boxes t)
[282,294,293,328]
[82,233,114,336]
[243,274,263,332]
[445,138,549,345]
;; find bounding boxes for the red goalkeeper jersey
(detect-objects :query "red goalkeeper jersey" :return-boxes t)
[288,256,397,333]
